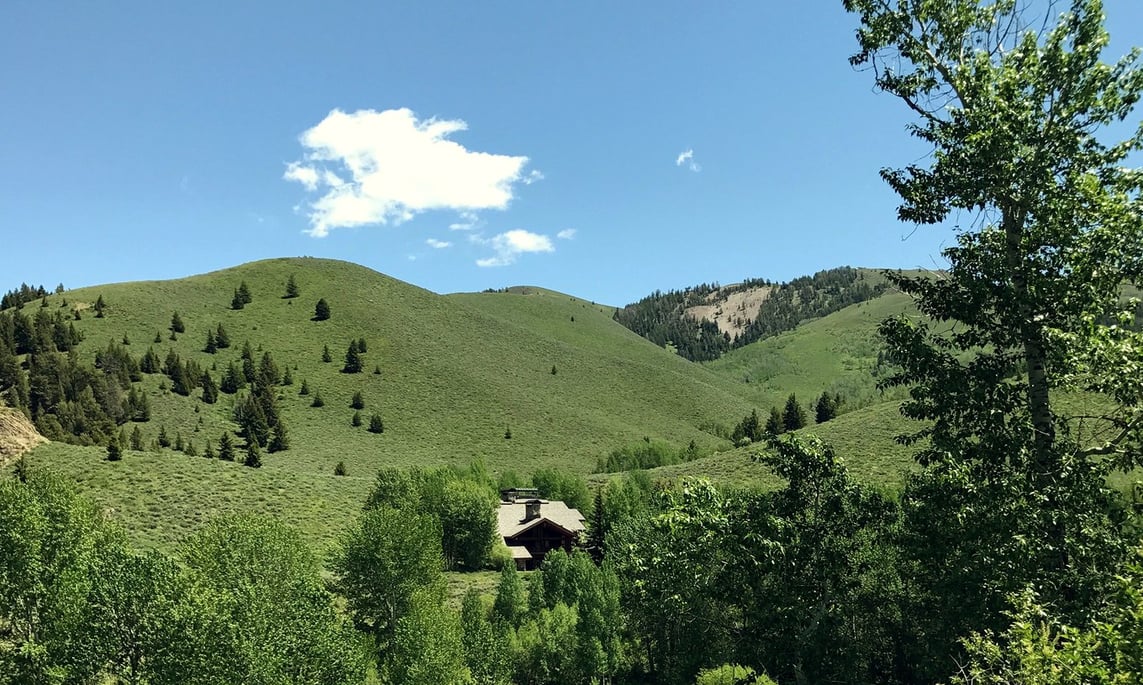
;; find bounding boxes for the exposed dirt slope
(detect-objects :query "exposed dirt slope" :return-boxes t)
[0,407,47,466]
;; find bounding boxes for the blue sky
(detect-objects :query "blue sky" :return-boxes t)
[2,2,1141,305]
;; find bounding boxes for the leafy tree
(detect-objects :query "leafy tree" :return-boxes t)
[332,506,444,649]
[846,0,1143,673]
[368,413,383,433]
[438,479,497,571]
[363,467,417,512]
[169,311,185,334]
[313,298,330,321]
[284,274,299,299]
[532,467,591,513]
[350,390,365,409]
[460,588,514,685]
[493,563,528,627]
[781,393,806,432]
[181,515,366,684]
[385,587,471,685]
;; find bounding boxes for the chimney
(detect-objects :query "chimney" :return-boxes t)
[524,500,541,521]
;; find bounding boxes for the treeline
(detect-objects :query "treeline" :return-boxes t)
[613,267,886,361]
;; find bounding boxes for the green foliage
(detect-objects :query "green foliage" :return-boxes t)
[332,506,444,647]
[217,432,235,462]
[438,478,497,571]
[695,664,773,685]
[493,563,528,627]
[284,274,299,299]
[385,587,471,685]
[321,344,332,363]
[815,390,839,423]
[367,412,382,432]
[169,311,184,334]
[764,406,783,435]
[343,342,363,373]
[311,390,325,408]
[314,298,331,321]
[230,281,252,310]
[351,410,362,427]
[106,433,123,461]
[532,467,590,512]
[334,460,347,476]
[243,440,262,468]
[461,588,514,684]
[781,392,806,431]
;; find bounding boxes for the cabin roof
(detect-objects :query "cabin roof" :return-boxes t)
[497,499,586,540]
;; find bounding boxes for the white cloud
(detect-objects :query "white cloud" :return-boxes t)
[675,148,701,172]
[556,228,577,240]
[284,108,538,237]
[475,229,555,267]
[426,238,452,249]
[449,212,481,231]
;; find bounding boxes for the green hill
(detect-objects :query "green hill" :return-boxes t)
[16,257,769,550]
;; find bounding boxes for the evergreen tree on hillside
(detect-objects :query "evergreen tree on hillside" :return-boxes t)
[351,411,363,427]
[203,329,217,354]
[765,407,784,435]
[284,274,299,299]
[169,311,185,334]
[157,425,171,448]
[214,323,230,349]
[94,295,105,318]
[311,390,324,408]
[815,391,839,424]
[106,433,122,461]
[782,393,806,432]
[350,391,365,410]
[368,414,383,433]
[281,367,293,386]
[313,298,330,321]
[299,378,310,396]
[343,343,363,373]
[357,337,367,353]
[220,361,243,394]
[200,372,219,404]
[129,425,144,451]
[321,345,332,363]
[257,352,279,387]
[218,432,235,461]
[139,347,161,374]
[244,440,262,468]
[268,422,289,453]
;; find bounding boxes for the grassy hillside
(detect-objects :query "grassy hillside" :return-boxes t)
[21,257,767,550]
[703,289,916,412]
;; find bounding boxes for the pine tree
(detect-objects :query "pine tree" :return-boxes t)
[321,345,332,363]
[218,432,235,461]
[258,352,280,387]
[220,361,243,394]
[313,298,331,321]
[153,331,162,343]
[373,365,382,375]
[170,311,185,333]
[174,431,184,452]
[268,422,289,453]
[782,393,806,432]
[351,411,363,427]
[815,391,838,424]
[357,337,367,353]
[367,413,384,433]
[234,281,253,308]
[343,344,363,373]
[94,295,105,318]
[334,461,348,476]
[282,367,293,386]
[285,274,299,299]
[106,434,122,461]
[201,372,219,404]
[184,441,198,457]
[299,379,310,396]
[140,347,161,374]
[204,329,217,353]
[551,364,558,375]
[350,391,365,410]
[765,407,784,435]
[214,323,230,348]
[158,425,171,448]
[129,425,144,451]
[203,441,216,459]
[311,390,324,408]
[244,440,262,468]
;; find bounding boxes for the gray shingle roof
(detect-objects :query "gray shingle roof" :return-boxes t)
[497,500,586,539]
